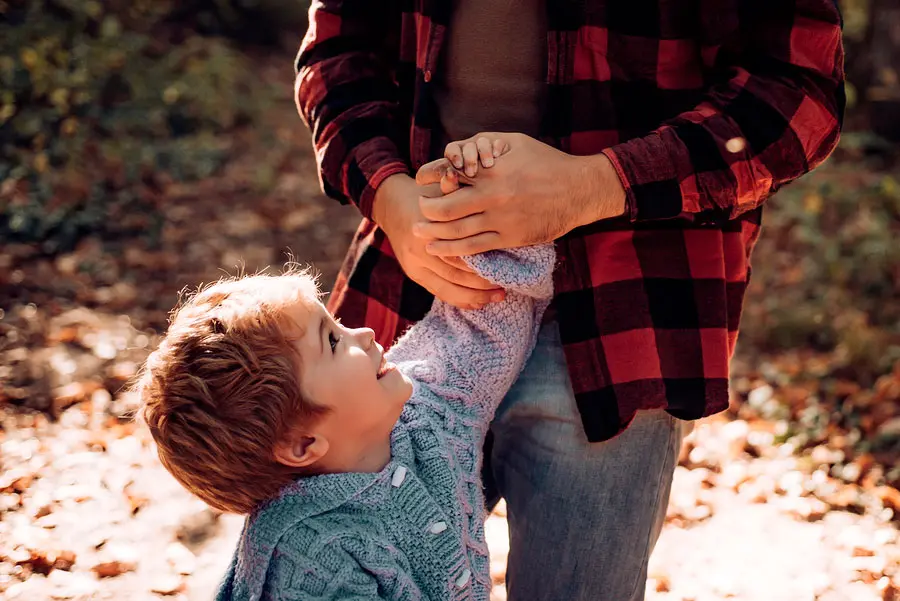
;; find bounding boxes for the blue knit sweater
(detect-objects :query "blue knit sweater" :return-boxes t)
[215,245,555,601]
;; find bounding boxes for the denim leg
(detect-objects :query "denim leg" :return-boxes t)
[485,322,691,601]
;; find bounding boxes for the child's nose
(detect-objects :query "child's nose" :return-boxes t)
[355,327,375,349]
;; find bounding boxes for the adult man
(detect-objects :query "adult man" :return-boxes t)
[295,1,844,599]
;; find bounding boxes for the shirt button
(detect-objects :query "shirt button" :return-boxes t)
[423,70,432,82]
[455,568,471,588]
[391,466,407,488]
[428,521,448,535]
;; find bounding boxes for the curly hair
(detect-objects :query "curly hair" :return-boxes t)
[135,270,329,514]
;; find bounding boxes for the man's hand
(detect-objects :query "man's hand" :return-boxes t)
[414,132,627,257]
[372,173,505,310]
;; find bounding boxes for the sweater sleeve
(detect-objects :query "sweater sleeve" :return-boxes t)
[263,534,389,601]
[386,244,555,425]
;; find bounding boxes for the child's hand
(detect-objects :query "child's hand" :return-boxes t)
[422,136,511,194]
[444,136,511,179]
[422,136,509,271]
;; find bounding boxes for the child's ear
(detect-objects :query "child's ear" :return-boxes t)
[273,433,329,469]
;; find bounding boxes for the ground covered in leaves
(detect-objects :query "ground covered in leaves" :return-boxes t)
[2,19,900,601]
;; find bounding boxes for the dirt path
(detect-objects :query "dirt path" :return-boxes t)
[2,409,897,601]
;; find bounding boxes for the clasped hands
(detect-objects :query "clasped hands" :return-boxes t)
[372,132,626,310]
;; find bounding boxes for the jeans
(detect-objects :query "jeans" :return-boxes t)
[483,322,692,601]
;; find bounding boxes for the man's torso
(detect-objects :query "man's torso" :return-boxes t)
[328,0,762,442]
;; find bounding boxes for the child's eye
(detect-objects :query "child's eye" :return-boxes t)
[329,331,340,353]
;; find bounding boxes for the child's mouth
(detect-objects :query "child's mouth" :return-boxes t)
[376,357,395,379]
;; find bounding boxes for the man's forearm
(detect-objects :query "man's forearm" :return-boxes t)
[568,153,628,229]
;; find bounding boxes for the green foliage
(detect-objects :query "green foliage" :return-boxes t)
[743,149,900,382]
[0,0,277,252]
[839,0,871,43]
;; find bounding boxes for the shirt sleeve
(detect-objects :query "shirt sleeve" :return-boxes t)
[294,0,411,221]
[601,0,845,223]
[386,244,556,426]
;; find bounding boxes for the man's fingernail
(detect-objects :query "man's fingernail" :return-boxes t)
[493,149,501,157]
[466,167,475,177]
[483,157,494,167]
[453,158,464,169]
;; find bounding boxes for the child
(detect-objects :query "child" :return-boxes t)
[136,138,554,601]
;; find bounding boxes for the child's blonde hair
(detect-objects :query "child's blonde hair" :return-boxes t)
[135,269,329,514]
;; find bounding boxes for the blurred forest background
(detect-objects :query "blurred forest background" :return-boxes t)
[1,1,899,600]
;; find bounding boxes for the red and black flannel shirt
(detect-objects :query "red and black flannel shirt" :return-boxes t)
[295,0,845,441]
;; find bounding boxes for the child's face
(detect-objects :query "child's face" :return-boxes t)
[285,298,413,470]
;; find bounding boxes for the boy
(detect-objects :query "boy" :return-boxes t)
[137,139,554,600]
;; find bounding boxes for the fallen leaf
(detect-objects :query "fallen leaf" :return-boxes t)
[32,503,53,519]
[0,468,36,494]
[91,559,137,578]
[52,550,76,571]
[877,576,899,601]
[91,545,139,578]
[19,547,76,575]
[165,542,196,576]
[149,574,185,596]
[123,483,149,515]
[51,382,99,416]
[653,575,672,592]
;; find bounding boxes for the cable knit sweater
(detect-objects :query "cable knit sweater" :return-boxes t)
[215,244,555,601]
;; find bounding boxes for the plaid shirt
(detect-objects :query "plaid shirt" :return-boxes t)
[295,0,845,441]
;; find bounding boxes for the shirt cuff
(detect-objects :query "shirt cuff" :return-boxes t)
[601,138,685,222]
[357,160,411,222]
